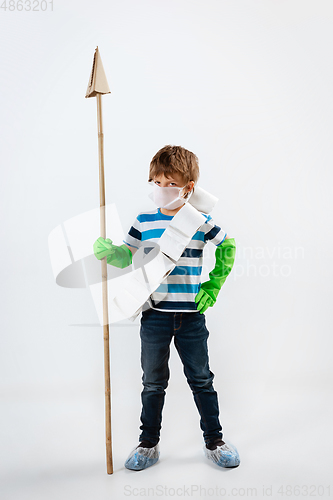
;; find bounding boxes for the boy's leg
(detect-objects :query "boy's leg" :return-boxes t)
[139,309,173,446]
[173,312,223,447]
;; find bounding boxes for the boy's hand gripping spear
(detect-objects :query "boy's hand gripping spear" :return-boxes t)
[85,47,113,474]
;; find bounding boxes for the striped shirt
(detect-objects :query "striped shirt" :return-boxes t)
[123,208,226,312]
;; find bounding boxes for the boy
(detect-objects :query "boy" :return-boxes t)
[93,145,239,470]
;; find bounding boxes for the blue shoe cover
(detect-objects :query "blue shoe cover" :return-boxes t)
[125,443,160,471]
[204,441,240,468]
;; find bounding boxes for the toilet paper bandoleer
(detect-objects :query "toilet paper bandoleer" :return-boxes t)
[93,148,236,317]
[93,145,240,470]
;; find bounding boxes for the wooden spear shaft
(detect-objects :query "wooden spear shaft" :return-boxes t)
[96,92,113,475]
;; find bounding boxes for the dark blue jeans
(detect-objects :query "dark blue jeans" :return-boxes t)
[139,309,223,447]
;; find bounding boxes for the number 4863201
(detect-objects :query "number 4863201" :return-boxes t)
[1,0,53,11]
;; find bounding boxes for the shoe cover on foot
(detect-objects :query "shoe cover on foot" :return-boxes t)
[204,441,240,468]
[125,443,160,471]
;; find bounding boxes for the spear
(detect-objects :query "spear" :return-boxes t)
[85,46,113,474]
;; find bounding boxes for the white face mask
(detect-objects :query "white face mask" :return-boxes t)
[149,183,191,210]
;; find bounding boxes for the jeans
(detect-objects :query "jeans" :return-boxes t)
[139,308,223,447]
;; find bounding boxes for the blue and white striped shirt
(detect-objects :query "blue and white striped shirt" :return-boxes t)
[124,208,226,312]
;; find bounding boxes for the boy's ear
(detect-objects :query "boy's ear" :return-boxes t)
[187,180,195,192]
[183,180,194,198]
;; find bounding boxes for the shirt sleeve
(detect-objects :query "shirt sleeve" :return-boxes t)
[203,215,227,247]
[123,216,142,249]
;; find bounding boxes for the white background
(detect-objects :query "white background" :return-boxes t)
[1,1,332,499]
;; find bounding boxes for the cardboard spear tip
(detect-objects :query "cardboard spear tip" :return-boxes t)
[85,46,111,98]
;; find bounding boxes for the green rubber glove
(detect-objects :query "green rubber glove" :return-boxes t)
[93,237,132,269]
[195,237,236,314]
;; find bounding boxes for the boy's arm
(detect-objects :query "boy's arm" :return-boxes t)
[123,243,134,254]
[195,236,236,314]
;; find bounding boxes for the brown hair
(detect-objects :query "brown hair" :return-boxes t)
[148,145,200,185]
